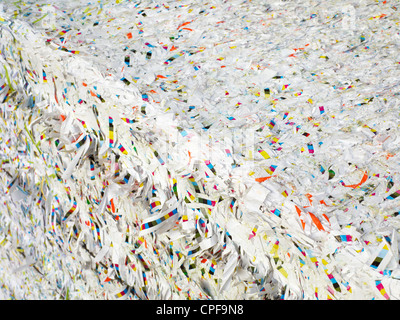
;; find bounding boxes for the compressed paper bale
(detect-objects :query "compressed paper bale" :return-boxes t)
[0,0,400,300]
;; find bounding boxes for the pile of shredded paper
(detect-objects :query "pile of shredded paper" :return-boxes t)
[1,0,400,300]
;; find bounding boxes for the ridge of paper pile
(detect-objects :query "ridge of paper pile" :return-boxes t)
[0,0,400,300]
